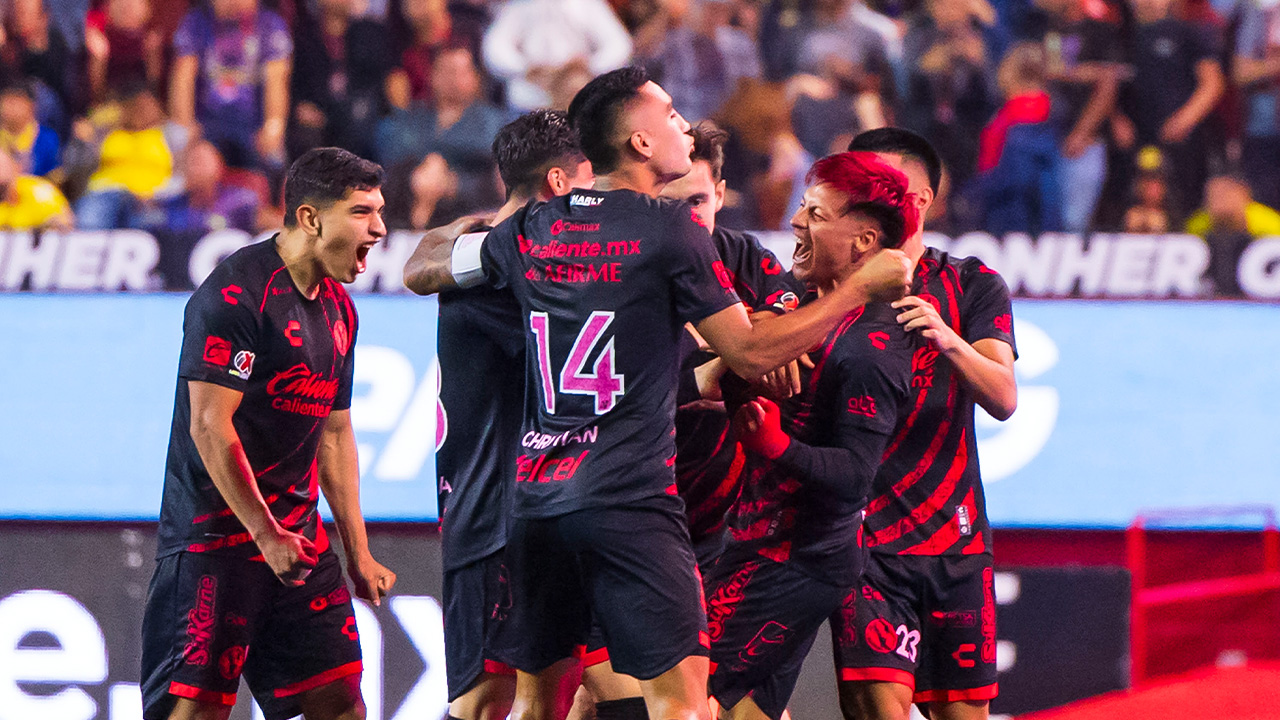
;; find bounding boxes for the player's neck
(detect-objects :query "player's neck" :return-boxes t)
[274,230,325,300]
[593,165,665,197]
[904,231,926,267]
[494,195,530,225]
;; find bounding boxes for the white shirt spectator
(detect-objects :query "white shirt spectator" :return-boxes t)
[483,0,633,110]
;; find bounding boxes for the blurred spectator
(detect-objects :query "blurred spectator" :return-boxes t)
[1036,0,1123,232]
[977,41,1064,234]
[1187,172,1280,237]
[0,82,59,177]
[1123,147,1171,232]
[1234,0,1280,210]
[378,46,505,227]
[787,0,891,158]
[902,0,998,203]
[290,0,394,159]
[84,0,164,105]
[717,79,810,228]
[0,148,73,230]
[759,0,897,81]
[144,139,260,235]
[395,0,456,104]
[0,0,74,123]
[482,0,632,110]
[633,0,730,122]
[1113,0,1225,224]
[169,0,292,172]
[1187,172,1280,295]
[75,84,186,229]
[702,0,764,88]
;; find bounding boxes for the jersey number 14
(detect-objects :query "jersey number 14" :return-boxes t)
[530,311,626,415]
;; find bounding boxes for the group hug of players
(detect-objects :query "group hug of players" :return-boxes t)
[141,66,1017,720]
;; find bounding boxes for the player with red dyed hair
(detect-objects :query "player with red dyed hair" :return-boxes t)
[702,151,922,720]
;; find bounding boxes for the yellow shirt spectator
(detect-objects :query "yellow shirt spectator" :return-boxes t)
[0,174,73,230]
[87,127,174,198]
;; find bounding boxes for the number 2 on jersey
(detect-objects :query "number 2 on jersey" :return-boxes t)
[530,311,626,415]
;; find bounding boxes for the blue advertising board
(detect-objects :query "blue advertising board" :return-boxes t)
[1,295,1278,526]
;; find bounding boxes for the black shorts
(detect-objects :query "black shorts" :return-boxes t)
[442,550,518,701]
[829,553,998,704]
[705,554,846,720]
[578,527,723,670]
[141,550,362,720]
[506,497,709,680]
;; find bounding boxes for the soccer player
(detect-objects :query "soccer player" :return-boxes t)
[404,109,595,720]
[573,121,807,720]
[704,151,919,720]
[828,128,1018,720]
[140,147,397,720]
[408,67,911,720]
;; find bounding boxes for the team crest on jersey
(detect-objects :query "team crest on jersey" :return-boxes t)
[230,351,255,379]
[333,320,349,356]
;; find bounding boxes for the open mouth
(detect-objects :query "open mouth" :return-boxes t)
[356,244,374,274]
[792,233,813,267]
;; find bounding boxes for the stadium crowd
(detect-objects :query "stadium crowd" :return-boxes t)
[1,0,1279,244]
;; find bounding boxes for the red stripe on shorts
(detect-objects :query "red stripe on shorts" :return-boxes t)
[913,683,998,703]
[273,660,363,698]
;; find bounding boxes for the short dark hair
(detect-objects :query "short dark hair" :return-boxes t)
[0,80,35,102]
[567,66,649,175]
[283,147,384,227]
[689,121,730,182]
[807,151,919,250]
[493,109,585,199]
[848,127,942,195]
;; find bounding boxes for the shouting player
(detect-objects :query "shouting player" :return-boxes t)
[404,109,595,720]
[829,128,1018,720]
[705,152,919,720]
[141,148,397,720]
[407,67,911,720]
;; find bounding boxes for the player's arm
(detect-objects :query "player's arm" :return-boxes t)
[891,296,1017,421]
[735,348,903,503]
[188,380,318,585]
[317,409,396,606]
[696,249,912,379]
[403,215,492,295]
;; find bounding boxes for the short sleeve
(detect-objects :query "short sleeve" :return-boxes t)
[480,218,521,291]
[959,262,1017,355]
[1189,20,1221,63]
[260,11,294,61]
[178,282,261,392]
[172,10,204,57]
[333,312,358,411]
[666,209,741,324]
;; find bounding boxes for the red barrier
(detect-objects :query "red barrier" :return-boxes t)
[1127,506,1280,685]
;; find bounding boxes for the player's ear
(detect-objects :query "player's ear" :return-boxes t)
[714,178,726,214]
[852,226,879,256]
[296,203,322,237]
[629,130,654,161]
[546,166,568,196]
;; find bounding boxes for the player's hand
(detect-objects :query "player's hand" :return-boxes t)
[734,398,791,459]
[752,358,802,400]
[851,249,912,302]
[257,526,319,587]
[348,553,397,607]
[892,295,963,353]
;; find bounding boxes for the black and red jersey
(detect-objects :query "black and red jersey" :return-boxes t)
[862,247,1017,557]
[157,238,358,560]
[726,302,914,587]
[436,284,524,571]
[480,188,741,518]
[675,227,803,542]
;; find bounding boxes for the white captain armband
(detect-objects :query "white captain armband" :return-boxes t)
[451,231,489,288]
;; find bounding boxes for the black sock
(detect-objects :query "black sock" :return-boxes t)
[595,697,648,720]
